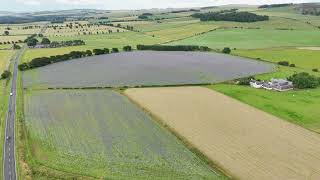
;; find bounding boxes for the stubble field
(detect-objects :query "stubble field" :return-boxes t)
[125,86,320,180]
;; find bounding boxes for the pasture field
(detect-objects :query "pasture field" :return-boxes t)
[210,84,320,132]
[144,22,219,42]
[0,25,42,35]
[24,89,224,179]
[21,31,163,63]
[48,31,162,48]
[120,18,199,33]
[0,44,13,49]
[0,35,27,44]
[22,51,274,88]
[254,7,320,27]
[205,16,317,30]
[0,50,15,72]
[234,48,320,70]
[125,86,320,180]
[168,29,320,49]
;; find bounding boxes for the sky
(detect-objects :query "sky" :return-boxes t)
[1,0,320,12]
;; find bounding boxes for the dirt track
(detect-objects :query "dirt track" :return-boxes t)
[125,86,320,180]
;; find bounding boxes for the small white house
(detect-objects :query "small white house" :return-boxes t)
[250,78,293,91]
[250,80,263,88]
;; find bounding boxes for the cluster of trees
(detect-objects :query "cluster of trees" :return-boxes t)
[92,48,110,55]
[1,70,11,79]
[302,9,320,16]
[24,34,38,46]
[123,46,132,51]
[19,50,93,70]
[0,15,66,24]
[278,61,296,67]
[192,10,269,22]
[138,13,153,19]
[237,76,254,85]
[13,44,21,49]
[258,3,293,8]
[38,38,85,48]
[3,31,9,36]
[171,9,200,13]
[137,45,210,51]
[222,47,231,54]
[21,25,41,30]
[49,40,85,48]
[288,72,320,89]
[19,46,124,71]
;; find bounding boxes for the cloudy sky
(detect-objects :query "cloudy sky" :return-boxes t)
[1,0,320,12]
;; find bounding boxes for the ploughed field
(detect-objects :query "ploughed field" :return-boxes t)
[24,89,225,179]
[23,51,273,88]
[125,86,320,180]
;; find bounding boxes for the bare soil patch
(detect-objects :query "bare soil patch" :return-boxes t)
[125,86,320,180]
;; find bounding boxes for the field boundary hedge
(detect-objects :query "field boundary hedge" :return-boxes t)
[18,47,121,71]
[137,45,211,51]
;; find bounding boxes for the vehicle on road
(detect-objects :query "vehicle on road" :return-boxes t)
[10,93,13,96]
[6,136,10,141]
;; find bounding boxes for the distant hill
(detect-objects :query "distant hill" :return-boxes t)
[297,3,320,16]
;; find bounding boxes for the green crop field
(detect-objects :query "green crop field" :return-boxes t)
[254,6,320,27]
[209,84,320,133]
[144,22,219,42]
[0,35,27,43]
[234,48,320,70]
[169,29,320,49]
[0,50,15,72]
[21,31,164,63]
[120,18,199,32]
[203,16,317,30]
[24,89,225,179]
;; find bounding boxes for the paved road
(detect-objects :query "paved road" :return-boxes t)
[3,46,25,180]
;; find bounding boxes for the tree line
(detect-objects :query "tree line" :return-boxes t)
[192,10,269,22]
[18,46,132,71]
[136,45,211,51]
[258,3,293,8]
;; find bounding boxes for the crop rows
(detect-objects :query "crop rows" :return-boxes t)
[24,89,225,179]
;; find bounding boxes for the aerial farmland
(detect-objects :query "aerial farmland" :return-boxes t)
[1,2,320,180]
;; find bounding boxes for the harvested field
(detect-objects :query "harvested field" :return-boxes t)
[24,89,225,179]
[125,86,320,180]
[22,51,273,88]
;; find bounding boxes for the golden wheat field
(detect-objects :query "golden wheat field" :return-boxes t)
[125,86,320,180]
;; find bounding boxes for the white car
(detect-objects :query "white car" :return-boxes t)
[10,93,13,96]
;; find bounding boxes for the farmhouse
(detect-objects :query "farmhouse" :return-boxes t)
[250,80,264,88]
[270,78,293,91]
[250,78,293,91]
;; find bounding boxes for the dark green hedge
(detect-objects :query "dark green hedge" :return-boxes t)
[136,45,210,51]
